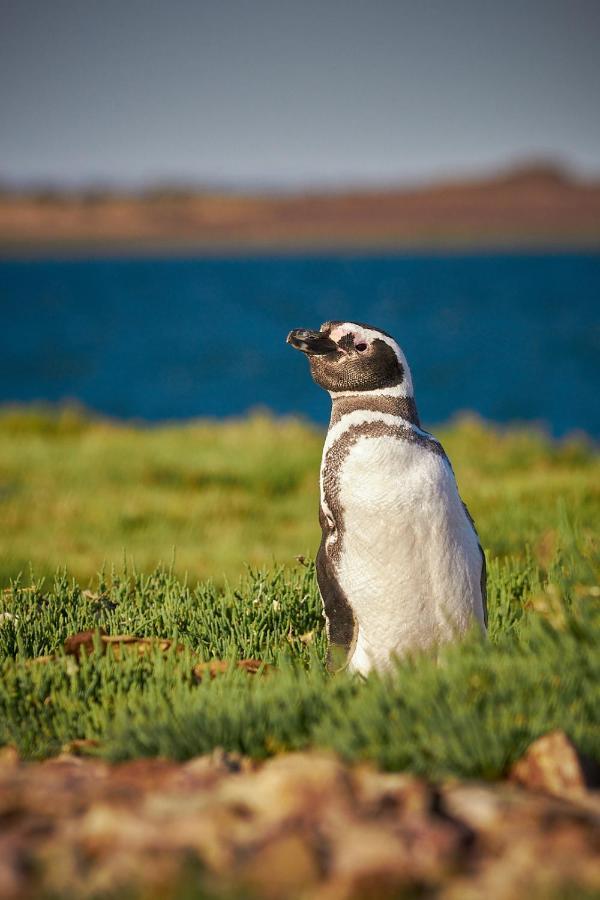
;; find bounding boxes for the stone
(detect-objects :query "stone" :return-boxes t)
[238,833,321,898]
[0,748,598,898]
[509,730,600,798]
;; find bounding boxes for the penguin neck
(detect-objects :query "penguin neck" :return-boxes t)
[329,392,420,428]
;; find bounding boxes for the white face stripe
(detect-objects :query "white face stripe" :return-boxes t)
[327,321,414,398]
[328,385,410,400]
[329,323,401,358]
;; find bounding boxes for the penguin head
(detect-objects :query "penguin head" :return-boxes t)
[287,321,413,396]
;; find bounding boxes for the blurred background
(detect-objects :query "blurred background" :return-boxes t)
[0,0,599,583]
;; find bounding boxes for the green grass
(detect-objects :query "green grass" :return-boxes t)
[0,531,598,774]
[0,405,598,585]
[0,406,324,584]
[0,406,598,775]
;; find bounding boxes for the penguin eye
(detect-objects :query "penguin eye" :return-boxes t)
[355,342,368,352]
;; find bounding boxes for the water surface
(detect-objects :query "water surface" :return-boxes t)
[1,252,598,436]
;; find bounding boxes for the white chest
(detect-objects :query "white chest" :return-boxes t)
[321,426,484,673]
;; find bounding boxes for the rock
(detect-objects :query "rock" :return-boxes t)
[0,748,599,898]
[60,739,100,756]
[42,631,270,683]
[218,752,355,830]
[442,782,512,831]
[238,833,321,898]
[0,835,28,900]
[352,766,434,817]
[64,629,107,658]
[0,745,19,769]
[509,730,600,798]
[63,630,185,660]
[191,658,271,681]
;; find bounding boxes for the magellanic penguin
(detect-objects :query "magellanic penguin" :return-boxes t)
[287,320,487,675]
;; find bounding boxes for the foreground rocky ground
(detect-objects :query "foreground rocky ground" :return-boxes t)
[0,732,598,899]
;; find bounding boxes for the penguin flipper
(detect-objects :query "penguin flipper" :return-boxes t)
[461,500,488,630]
[316,542,358,673]
[479,543,488,629]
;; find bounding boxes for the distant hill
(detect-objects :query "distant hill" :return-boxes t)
[1,162,599,251]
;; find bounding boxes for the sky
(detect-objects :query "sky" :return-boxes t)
[1,0,599,188]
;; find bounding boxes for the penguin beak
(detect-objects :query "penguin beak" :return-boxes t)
[287,328,338,355]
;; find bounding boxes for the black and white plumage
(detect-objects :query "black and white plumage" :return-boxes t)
[287,320,487,675]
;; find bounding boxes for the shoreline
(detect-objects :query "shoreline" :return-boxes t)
[2,235,600,260]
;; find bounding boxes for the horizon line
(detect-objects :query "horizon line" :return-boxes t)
[2,157,600,197]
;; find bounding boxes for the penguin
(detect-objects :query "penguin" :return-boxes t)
[287,320,487,675]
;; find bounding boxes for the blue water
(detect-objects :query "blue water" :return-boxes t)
[1,253,599,436]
